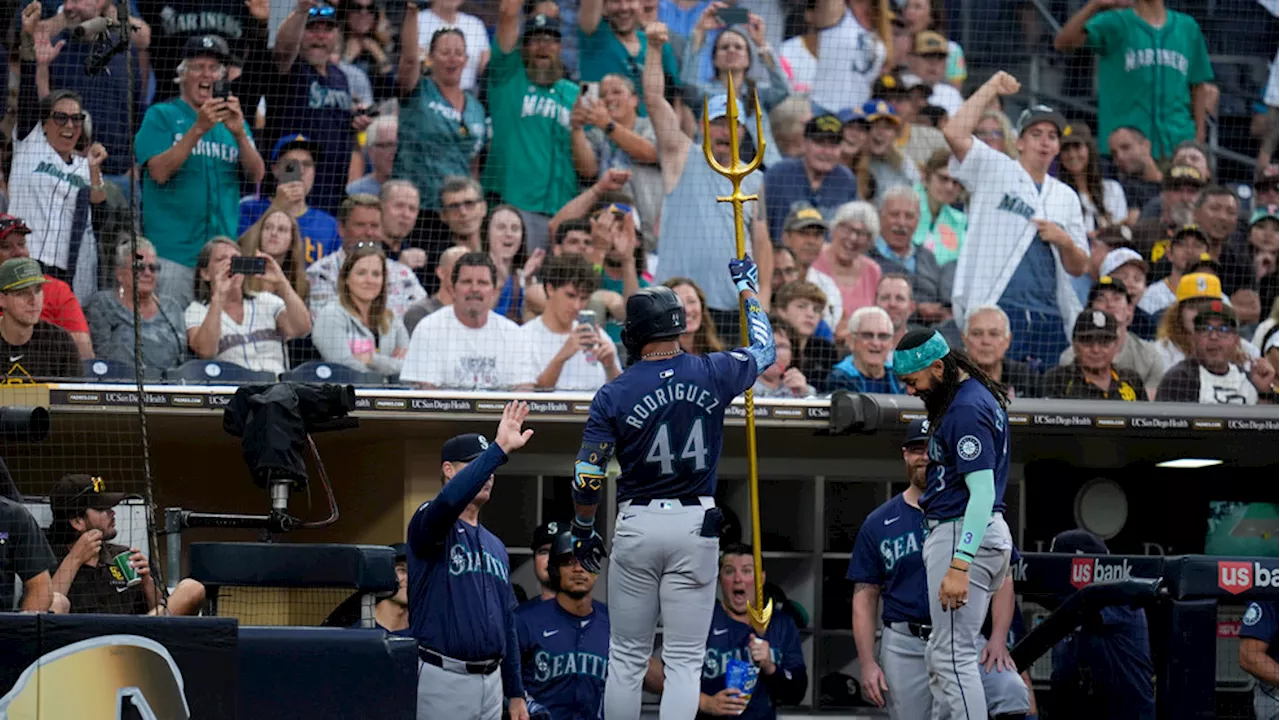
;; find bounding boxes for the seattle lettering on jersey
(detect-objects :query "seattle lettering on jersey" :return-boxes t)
[449,543,511,581]
[532,649,609,683]
[1124,47,1190,74]
[880,530,921,572]
[996,193,1035,220]
[158,8,244,39]
[428,99,465,123]
[520,94,572,128]
[624,382,721,429]
[32,162,89,189]
[703,644,782,679]
[173,133,241,162]
[309,81,353,111]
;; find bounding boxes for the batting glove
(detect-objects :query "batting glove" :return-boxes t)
[729,256,758,295]
[571,518,606,574]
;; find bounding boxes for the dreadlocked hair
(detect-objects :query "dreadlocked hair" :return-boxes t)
[897,330,1010,433]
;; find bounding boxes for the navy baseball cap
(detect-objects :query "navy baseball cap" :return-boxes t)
[1050,529,1109,554]
[183,34,231,62]
[530,521,563,551]
[270,133,322,163]
[902,418,930,447]
[523,13,562,39]
[441,433,491,463]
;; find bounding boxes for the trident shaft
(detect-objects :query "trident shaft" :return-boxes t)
[701,75,772,635]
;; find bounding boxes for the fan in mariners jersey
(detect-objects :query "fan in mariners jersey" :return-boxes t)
[646,543,808,719]
[516,530,610,720]
[1156,302,1276,404]
[1239,600,1279,720]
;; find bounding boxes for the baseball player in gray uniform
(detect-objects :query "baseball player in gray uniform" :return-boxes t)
[849,419,1029,720]
[569,262,775,720]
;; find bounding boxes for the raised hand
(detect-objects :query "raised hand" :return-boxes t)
[495,400,534,454]
[33,26,64,66]
[645,21,669,48]
[729,256,759,295]
[987,70,1021,96]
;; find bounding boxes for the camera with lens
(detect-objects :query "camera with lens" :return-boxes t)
[76,16,138,76]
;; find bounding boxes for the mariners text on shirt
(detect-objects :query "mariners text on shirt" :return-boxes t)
[1124,48,1190,74]
[159,9,244,39]
[625,381,721,429]
[175,134,241,162]
[531,649,608,683]
[521,94,572,128]
[33,162,88,189]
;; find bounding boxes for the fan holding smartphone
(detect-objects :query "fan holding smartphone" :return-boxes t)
[134,33,266,305]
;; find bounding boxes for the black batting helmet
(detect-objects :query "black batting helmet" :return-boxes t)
[546,530,578,593]
[622,286,686,356]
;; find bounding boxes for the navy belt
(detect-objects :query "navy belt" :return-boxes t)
[630,497,702,507]
[419,647,500,675]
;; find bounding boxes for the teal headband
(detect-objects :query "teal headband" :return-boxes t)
[894,331,950,375]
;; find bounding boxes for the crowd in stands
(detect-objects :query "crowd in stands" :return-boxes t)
[0,0,1275,407]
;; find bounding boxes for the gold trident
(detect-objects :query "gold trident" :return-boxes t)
[701,75,772,635]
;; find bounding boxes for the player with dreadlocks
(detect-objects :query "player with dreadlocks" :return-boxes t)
[891,329,1014,720]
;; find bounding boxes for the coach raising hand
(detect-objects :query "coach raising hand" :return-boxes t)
[407,401,534,720]
[944,71,1089,369]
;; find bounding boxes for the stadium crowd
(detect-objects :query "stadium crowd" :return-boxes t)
[0,0,1274,406]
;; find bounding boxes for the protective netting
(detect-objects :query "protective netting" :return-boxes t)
[0,0,1273,713]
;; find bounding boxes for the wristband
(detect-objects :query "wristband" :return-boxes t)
[950,563,969,572]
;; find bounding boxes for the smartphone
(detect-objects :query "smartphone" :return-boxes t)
[576,309,597,328]
[211,79,230,99]
[580,82,600,104]
[280,160,303,185]
[716,5,749,26]
[354,106,381,118]
[230,256,267,275]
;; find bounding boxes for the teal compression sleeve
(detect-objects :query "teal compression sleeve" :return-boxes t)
[955,469,995,562]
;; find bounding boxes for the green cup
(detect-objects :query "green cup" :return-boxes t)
[112,550,142,589]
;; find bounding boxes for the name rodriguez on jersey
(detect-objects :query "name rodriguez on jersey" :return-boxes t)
[624,381,722,429]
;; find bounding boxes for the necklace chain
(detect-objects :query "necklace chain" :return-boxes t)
[642,348,683,360]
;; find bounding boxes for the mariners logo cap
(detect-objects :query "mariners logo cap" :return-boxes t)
[270,133,323,163]
[530,521,562,551]
[902,418,930,447]
[183,34,231,62]
[912,30,947,56]
[441,433,491,463]
[523,13,562,39]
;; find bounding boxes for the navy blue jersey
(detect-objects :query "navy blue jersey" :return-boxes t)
[1051,605,1155,720]
[846,493,931,625]
[516,598,610,720]
[262,61,355,213]
[582,352,758,501]
[921,378,1011,520]
[1241,601,1279,662]
[699,603,808,719]
[406,443,524,697]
